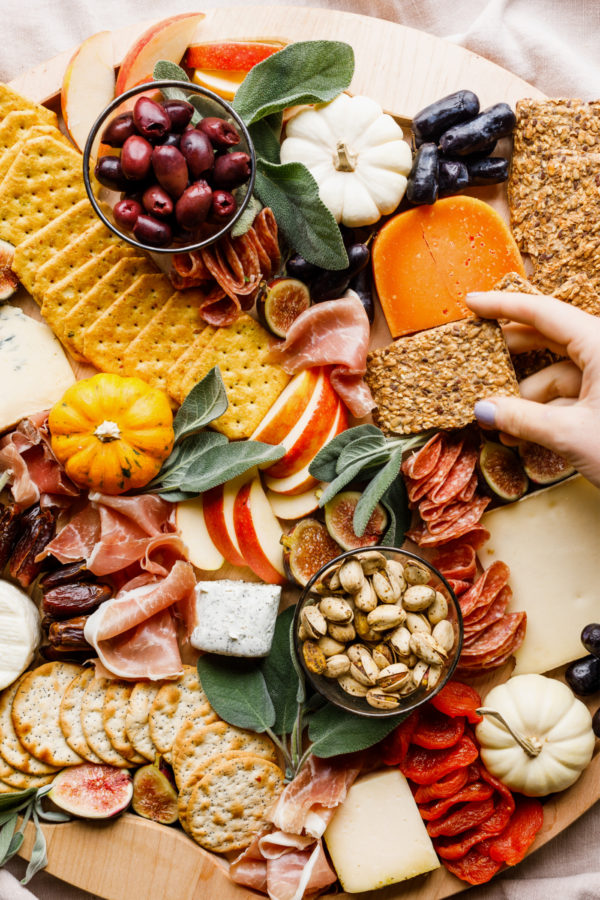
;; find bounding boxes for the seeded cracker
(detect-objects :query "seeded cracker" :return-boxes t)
[0,83,58,126]
[149,666,216,765]
[125,682,163,762]
[0,125,70,184]
[366,317,519,435]
[0,678,59,775]
[80,676,134,767]
[102,681,146,764]
[58,668,103,764]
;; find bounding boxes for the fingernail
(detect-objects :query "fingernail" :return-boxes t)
[474,400,497,426]
[466,292,487,303]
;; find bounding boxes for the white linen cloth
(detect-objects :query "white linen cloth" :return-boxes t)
[1,1,600,898]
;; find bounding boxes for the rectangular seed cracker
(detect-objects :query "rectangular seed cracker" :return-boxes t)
[0,83,58,127]
[0,110,61,159]
[0,125,71,184]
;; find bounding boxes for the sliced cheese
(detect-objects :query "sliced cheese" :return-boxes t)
[324,769,439,893]
[0,578,41,690]
[190,580,281,657]
[0,305,75,433]
[480,476,600,675]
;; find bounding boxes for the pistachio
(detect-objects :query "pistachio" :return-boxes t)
[389,625,411,657]
[366,688,400,710]
[338,559,365,594]
[367,604,406,632]
[398,677,419,696]
[372,642,394,669]
[411,660,430,689]
[432,619,455,653]
[428,591,449,625]
[405,612,432,634]
[348,646,379,685]
[302,640,327,674]
[318,635,347,657]
[301,605,328,640]
[376,662,410,692]
[372,570,403,604]
[298,622,310,642]
[328,621,356,643]
[403,584,436,612]
[354,577,378,612]
[328,568,342,591]
[356,550,387,575]
[409,631,447,667]
[319,596,354,624]
[427,665,443,689]
[386,559,405,582]
[354,610,380,642]
[337,674,369,697]
[404,562,430,585]
[323,653,350,679]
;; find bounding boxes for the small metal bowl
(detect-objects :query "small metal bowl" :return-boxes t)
[293,546,463,718]
[82,80,256,255]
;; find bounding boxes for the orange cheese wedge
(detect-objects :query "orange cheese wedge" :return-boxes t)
[372,196,525,338]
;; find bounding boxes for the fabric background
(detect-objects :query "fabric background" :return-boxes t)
[1,0,600,897]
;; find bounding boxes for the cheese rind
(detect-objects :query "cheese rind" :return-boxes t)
[0,306,75,433]
[190,580,281,657]
[0,579,41,690]
[480,476,600,675]
[324,769,439,893]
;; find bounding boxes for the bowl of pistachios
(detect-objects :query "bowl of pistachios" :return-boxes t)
[293,547,463,718]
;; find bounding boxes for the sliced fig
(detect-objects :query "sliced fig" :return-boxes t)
[479,442,528,501]
[132,764,178,824]
[0,239,18,301]
[49,764,133,818]
[519,441,575,485]
[324,491,388,551]
[257,278,311,338]
[281,518,343,587]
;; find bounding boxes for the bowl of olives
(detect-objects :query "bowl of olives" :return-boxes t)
[82,80,256,253]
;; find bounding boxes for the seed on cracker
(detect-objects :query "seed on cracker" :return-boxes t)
[102,681,146,764]
[149,665,216,765]
[0,676,60,775]
[81,676,134,768]
[59,668,103,764]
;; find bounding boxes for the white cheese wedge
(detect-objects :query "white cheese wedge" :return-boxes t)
[0,578,41,690]
[190,580,281,657]
[0,305,75,433]
[324,769,439,893]
[480,475,600,675]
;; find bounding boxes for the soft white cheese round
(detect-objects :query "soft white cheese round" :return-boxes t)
[0,578,41,690]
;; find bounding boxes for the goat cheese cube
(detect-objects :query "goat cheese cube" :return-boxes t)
[190,580,281,657]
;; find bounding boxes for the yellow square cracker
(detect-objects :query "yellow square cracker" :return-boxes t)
[12,199,97,296]
[122,290,206,390]
[0,83,58,127]
[64,256,158,357]
[167,314,290,440]
[0,111,62,161]
[166,327,217,401]
[0,135,86,246]
[0,125,71,184]
[83,273,174,374]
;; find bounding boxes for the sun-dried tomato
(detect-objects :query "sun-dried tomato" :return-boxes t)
[435,788,515,860]
[380,711,419,766]
[488,796,544,865]
[411,706,465,749]
[413,767,470,804]
[430,681,482,723]
[443,842,504,885]
[400,735,479,785]
[419,781,494,820]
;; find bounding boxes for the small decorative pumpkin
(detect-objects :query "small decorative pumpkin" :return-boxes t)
[476,674,595,797]
[280,92,412,227]
[49,374,174,495]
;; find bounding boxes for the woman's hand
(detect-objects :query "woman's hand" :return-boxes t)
[466,290,600,488]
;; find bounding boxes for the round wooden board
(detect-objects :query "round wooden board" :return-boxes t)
[9,7,598,900]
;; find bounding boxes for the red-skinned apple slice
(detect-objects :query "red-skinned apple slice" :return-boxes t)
[266,486,321,520]
[61,31,115,152]
[264,369,338,478]
[175,496,224,571]
[203,473,253,568]
[115,13,205,95]
[184,40,285,70]
[250,368,319,446]
[234,477,285,585]
[264,402,348,496]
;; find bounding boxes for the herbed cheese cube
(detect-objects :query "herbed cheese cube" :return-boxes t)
[190,580,281,657]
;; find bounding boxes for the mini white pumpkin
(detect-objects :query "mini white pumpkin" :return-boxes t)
[476,674,595,797]
[280,93,412,228]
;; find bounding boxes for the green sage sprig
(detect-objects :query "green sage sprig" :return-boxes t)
[0,784,70,884]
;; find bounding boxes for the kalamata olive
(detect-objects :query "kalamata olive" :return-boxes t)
[212,151,252,189]
[211,189,236,219]
[160,132,181,148]
[175,181,213,230]
[142,184,174,219]
[133,214,173,247]
[162,99,194,132]
[121,135,153,181]
[286,254,320,284]
[179,129,214,178]
[94,155,129,191]
[466,156,509,186]
[133,96,171,143]
[151,145,189,198]
[565,655,600,695]
[198,117,241,148]
[113,198,143,230]
[439,103,516,156]
[406,143,439,205]
[101,112,136,148]
[582,624,600,659]
[413,90,480,145]
[438,158,469,197]
[350,266,374,323]
[593,707,600,738]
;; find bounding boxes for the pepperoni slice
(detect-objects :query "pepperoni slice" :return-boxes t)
[443,843,504,885]
[400,735,479,785]
[428,445,478,505]
[409,502,490,546]
[408,437,464,503]
[488,796,544,865]
[402,433,444,481]
[427,797,495,838]
[459,473,478,502]
[411,707,465,749]
[460,612,527,659]
[463,587,512,640]
[432,543,477,582]
[430,682,483,724]
[413,767,470,804]
[380,711,419,766]
[419,782,494,820]
[459,561,511,619]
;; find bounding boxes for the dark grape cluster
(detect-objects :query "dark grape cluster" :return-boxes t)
[566,623,600,736]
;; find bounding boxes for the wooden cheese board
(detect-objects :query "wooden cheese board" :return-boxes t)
[6,6,600,900]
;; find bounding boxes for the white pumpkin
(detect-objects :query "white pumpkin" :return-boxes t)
[476,674,595,797]
[280,93,412,228]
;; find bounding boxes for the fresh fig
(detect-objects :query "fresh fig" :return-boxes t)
[49,764,133,818]
[281,518,343,587]
[479,442,528,501]
[519,441,575,485]
[257,278,311,338]
[324,491,388,551]
[132,764,178,824]
[0,239,18,301]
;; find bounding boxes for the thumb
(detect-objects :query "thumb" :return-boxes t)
[474,396,571,450]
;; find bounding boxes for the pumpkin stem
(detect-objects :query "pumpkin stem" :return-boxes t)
[334,140,357,172]
[94,420,122,443]
[477,707,543,757]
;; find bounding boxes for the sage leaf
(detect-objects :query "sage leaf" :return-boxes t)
[353,448,404,537]
[197,657,275,732]
[381,477,411,547]
[7,830,24,860]
[260,607,299,735]
[231,194,263,239]
[157,489,197,503]
[335,433,388,475]
[309,424,382,482]
[0,813,17,865]
[22,809,46,885]
[248,114,282,165]
[318,459,367,507]
[150,432,228,491]
[255,160,348,271]
[177,440,284,493]
[0,788,36,813]
[173,367,228,442]
[307,703,406,758]
[233,41,354,125]
[153,60,190,82]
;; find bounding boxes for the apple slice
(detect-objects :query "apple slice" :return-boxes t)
[115,13,205,95]
[234,477,285,585]
[203,473,252,568]
[266,486,320,520]
[250,369,319,445]
[175,496,224,571]
[184,40,285,70]
[264,402,348,496]
[61,32,115,152]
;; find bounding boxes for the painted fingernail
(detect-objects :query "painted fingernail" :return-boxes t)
[474,400,497,426]
[466,292,487,303]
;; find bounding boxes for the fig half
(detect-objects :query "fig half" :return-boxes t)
[479,442,528,501]
[132,764,178,824]
[324,491,388,551]
[49,764,133,818]
[0,239,18,301]
[281,518,343,587]
[519,441,575,485]
[257,278,311,338]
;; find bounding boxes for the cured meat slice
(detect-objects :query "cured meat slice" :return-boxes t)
[428,445,478,505]
[446,578,471,597]
[402,433,443,481]
[0,417,78,508]
[458,561,510,619]
[459,612,527,660]
[407,436,463,504]
[463,586,511,640]
[400,735,479,785]
[419,782,494,821]
[88,606,183,681]
[413,767,470,804]
[432,544,477,582]
[430,682,483,724]
[487,796,544,865]
[407,512,490,547]
[253,208,281,270]
[442,843,503,885]
[411,707,465,750]
[230,831,337,900]
[459,473,478,502]
[426,797,495,838]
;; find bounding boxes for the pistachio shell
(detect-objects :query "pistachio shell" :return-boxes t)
[403,585,436,611]
[356,550,387,575]
[409,631,447,666]
[432,619,455,653]
[328,621,356,643]
[405,612,432,634]
[366,688,400,709]
[301,605,327,639]
[372,571,402,604]
[354,578,378,612]
[372,642,394,669]
[302,640,327,674]
[323,654,350,678]
[404,563,430,585]
[428,591,449,625]
[318,635,347,657]
[337,674,369,697]
[319,596,354,624]
[377,662,410,692]
[354,611,380,642]
[367,604,406,632]
[389,625,411,657]
[338,559,365,594]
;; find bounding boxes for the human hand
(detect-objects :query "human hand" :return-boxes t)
[466,290,600,489]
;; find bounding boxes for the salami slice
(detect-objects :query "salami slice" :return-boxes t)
[427,500,484,535]
[427,797,495,838]
[459,473,479,502]
[410,501,490,546]
[409,437,464,503]
[400,735,479,785]
[432,543,477,582]
[413,767,470,804]
[197,290,240,326]
[442,843,504,884]
[459,562,510,619]
[252,207,281,269]
[463,586,511,640]
[488,796,544,865]
[402,433,444,481]
[447,578,471,596]
[460,612,527,659]
[428,445,478,505]
[419,782,494,821]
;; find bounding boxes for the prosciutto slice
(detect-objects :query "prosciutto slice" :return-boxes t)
[269,295,374,418]
[0,416,78,508]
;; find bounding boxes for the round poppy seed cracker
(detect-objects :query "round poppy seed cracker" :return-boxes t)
[59,668,103,764]
[0,779,16,793]
[187,752,285,853]
[149,666,216,764]
[81,676,134,768]
[0,763,55,790]
[125,682,162,762]
[102,681,145,764]
[0,677,59,775]
[11,663,83,768]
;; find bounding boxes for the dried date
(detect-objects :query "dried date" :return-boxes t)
[0,504,23,570]
[39,560,94,590]
[48,616,92,650]
[42,582,111,619]
[9,505,56,587]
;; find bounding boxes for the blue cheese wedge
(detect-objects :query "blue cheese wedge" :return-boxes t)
[190,580,281,657]
[0,305,75,433]
[0,578,41,690]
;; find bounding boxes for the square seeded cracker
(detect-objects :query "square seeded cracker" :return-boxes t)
[365,317,519,435]
[0,83,58,127]
[0,125,72,185]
